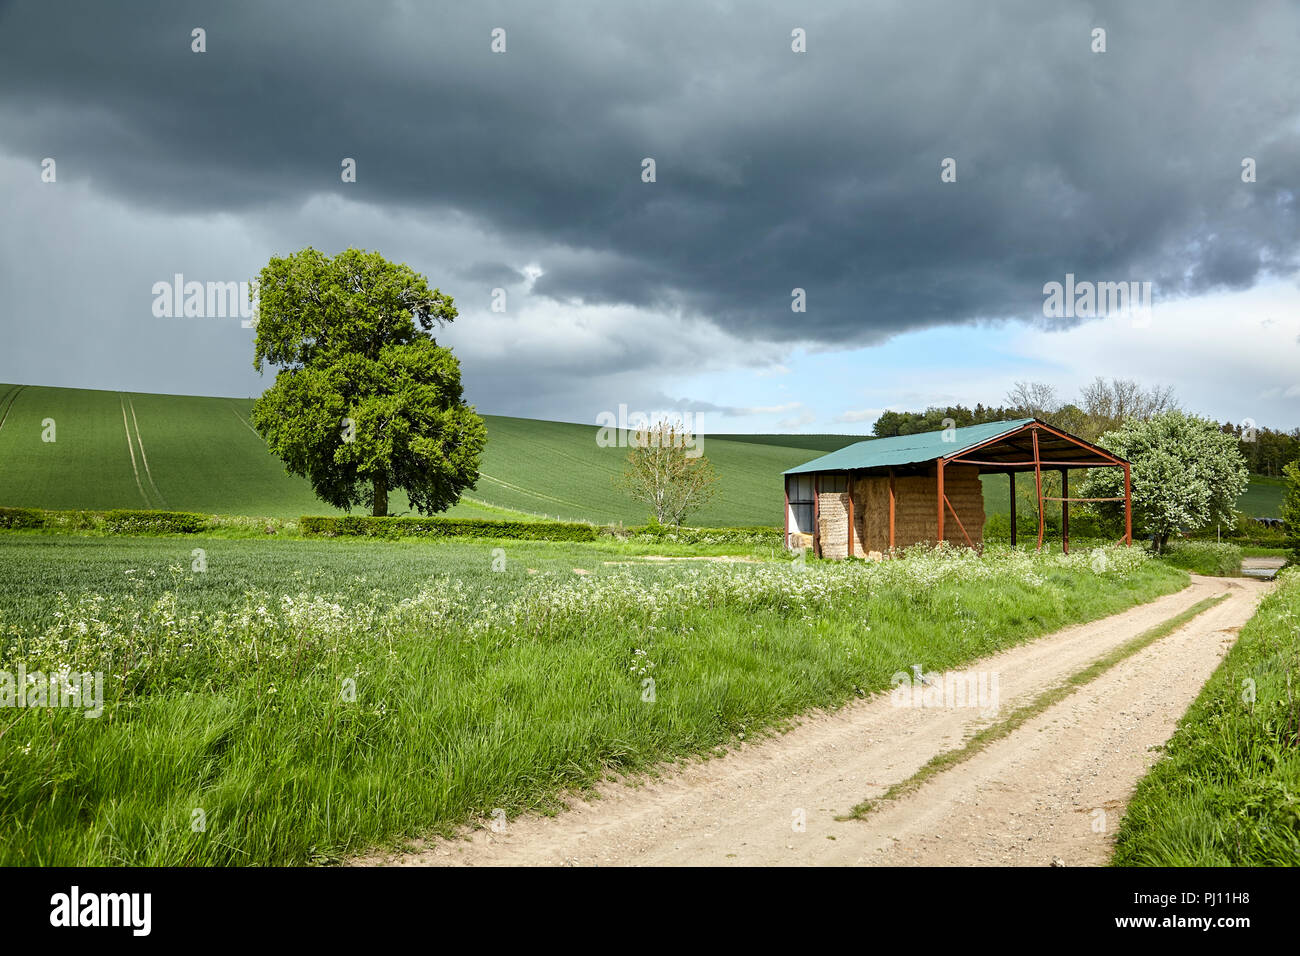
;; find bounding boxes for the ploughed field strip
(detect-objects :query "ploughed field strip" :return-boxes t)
[362,576,1267,867]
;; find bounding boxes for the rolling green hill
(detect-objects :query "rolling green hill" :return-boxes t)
[0,383,1285,525]
[0,384,516,521]
[0,384,845,525]
[472,416,851,525]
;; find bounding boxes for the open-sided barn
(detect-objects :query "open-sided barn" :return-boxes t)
[783,418,1132,558]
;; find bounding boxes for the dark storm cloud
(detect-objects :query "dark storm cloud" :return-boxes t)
[455,261,528,286]
[1,0,1299,347]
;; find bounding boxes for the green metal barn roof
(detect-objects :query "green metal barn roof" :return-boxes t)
[783,418,1037,475]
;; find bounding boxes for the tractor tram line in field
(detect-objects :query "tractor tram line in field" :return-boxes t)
[0,383,25,434]
[227,400,263,440]
[475,469,591,515]
[125,395,167,509]
[119,393,157,509]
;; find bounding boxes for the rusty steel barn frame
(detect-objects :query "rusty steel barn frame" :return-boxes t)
[938,419,1132,554]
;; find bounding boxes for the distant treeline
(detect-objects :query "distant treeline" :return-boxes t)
[1217,422,1300,478]
[870,378,1299,477]
[872,405,1023,438]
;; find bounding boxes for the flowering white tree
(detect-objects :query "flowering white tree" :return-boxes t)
[1079,411,1247,552]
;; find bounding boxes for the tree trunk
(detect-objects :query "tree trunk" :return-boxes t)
[372,476,388,517]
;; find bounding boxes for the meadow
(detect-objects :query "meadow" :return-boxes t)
[0,533,1187,865]
[1112,567,1300,865]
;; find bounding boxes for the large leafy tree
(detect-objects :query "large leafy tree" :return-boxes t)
[1079,411,1248,552]
[251,248,486,516]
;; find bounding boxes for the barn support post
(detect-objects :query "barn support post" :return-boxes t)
[1061,469,1069,554]
[1031,428,1044,552]
[783,475,790,551]
[1123,463,1133,546]
[813,473,821,558]
[1009,472,1017,548]
[847,472,855,557]
[888,467,896,552]
[936,459,946,545]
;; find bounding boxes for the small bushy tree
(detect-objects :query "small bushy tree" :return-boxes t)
[1079,411,1248,552]
[616,420,718,526]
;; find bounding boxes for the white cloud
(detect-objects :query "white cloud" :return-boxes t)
[1005,277,1300,427]
[778,410,817,430]
[738,402,803,415]
[834,408,883,424]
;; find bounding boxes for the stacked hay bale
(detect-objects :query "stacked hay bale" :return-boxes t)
[938,465,986,546]
[815,465,984,557]
[816,487,850,556]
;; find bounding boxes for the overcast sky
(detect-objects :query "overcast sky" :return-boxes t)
[2,0,1298,433]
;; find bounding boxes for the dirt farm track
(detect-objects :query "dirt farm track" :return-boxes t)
[360,574,1269,867]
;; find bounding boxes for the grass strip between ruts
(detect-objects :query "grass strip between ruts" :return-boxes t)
[845,592,1231,820]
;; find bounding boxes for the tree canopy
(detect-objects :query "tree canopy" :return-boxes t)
[871,378,1181,445]
[1079,411,1247,551]
[251,248,486,516]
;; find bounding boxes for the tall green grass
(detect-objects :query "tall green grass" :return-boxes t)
[0,537,1186,865]
[1112,568,1300,866]
[1156,540,1243,577]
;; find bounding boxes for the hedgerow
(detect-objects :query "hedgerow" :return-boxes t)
[0,507,43,529]
[102,510,210,534]
[0,507,210,534]
[299,514,597,542]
